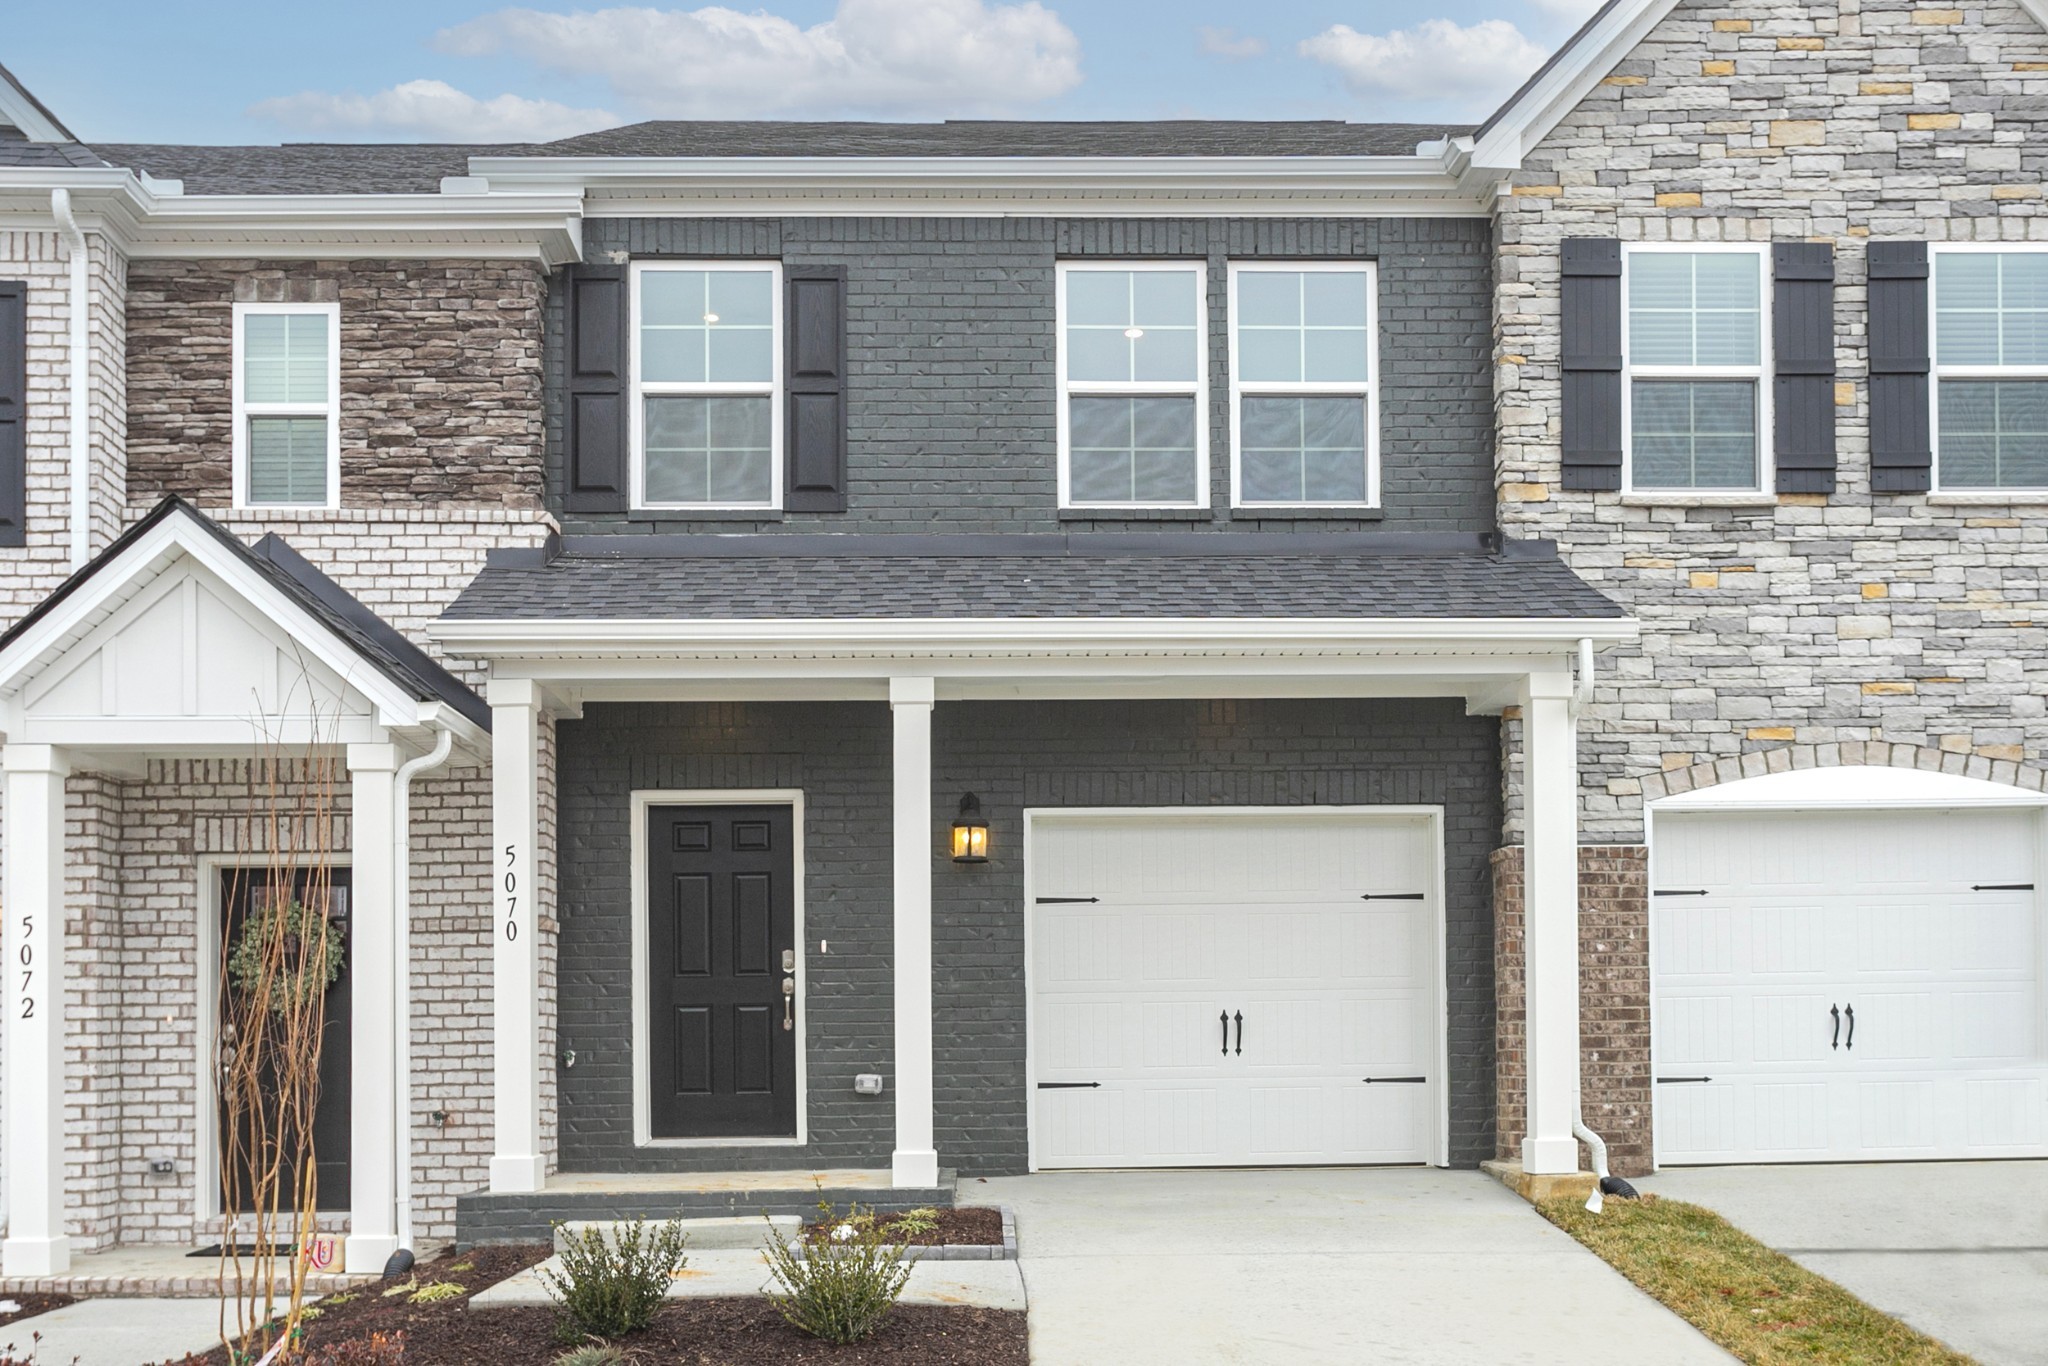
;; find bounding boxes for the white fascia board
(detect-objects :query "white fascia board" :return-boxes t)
[0,514,429,729]
[1466,0,1684,172]
[468,151,1490,215]
[429,615,1639,660]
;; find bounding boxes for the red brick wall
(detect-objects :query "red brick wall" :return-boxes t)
[125,260,546,508]
[1493,844,1652,1176]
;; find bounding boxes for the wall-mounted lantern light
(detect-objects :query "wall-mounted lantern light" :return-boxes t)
[951,792,989,863]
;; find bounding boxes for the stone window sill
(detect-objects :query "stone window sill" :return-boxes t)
[1925,491,2048,506]
[1619,493,1778,508]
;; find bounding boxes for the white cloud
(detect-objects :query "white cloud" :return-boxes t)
[435,0,1084,119]
[1299,19,1547,107]
[249,79,617,142]
[1199,26,1266,59]
[1527,0,1607,22]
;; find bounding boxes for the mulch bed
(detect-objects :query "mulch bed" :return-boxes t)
[803,1206,1003,1247]
[0,1294,75,1331]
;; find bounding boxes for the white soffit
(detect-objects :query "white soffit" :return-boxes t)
[1652,764,2048,812]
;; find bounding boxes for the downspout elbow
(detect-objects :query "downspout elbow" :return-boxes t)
[1571,636,1595,719]
[49,190,91,572]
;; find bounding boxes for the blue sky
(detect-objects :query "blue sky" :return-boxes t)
[6,0,1600,145]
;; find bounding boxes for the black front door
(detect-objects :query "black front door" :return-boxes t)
[647,805,798,1139]
[219,867,352,1213]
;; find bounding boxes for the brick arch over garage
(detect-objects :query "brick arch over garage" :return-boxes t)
[1637,739,2048,806]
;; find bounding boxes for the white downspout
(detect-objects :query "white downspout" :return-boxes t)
[1565,637,1632,1212]
[49,189,90,571]
[393,727,454,1254]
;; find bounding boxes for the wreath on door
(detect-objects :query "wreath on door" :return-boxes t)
[226,899,345,1014]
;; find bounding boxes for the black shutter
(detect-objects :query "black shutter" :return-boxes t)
[1773,242,1837,495]
[1868,241,1932,494]
[784,265,848,512]
[563,264,628,513]
[1561,239,1624,491]
[0,280,24,547]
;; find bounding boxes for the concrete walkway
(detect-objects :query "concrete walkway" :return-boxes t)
[961,1168,1729,1365]
[0,1296,235,1366]
[1641,1160,2048,1366]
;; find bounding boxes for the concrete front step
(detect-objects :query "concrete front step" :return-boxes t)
[469,1248,1026,1313]
[456,1168,957,1246]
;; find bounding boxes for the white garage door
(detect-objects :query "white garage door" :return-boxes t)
[1027,809,1441,1169]
[1654,806,2048,1164]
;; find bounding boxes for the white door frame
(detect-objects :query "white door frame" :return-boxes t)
[1021,804,1450,1172]
[629,788,808,1149]
[1645,766,2048,1169]
[194,852,355,1227]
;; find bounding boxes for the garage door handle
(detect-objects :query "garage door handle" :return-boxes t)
[1234,1011,1243,1056]
[1844,1003,1854,1050]
[1656,1076,1713,1084]
[1362,1076,1426,1084]
[1831,1003,1840,1050]
[1360,892,1425,901]
[1972,883,2033,891]
[1221,1011,1229,1056]
[1036,1082,1102,1089]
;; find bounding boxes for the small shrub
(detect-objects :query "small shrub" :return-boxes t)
[883,1207,940,1240]
[306,1333,406,1366]
[405,1281,465,1305]
[766,1201,915,1345]
[551,1345,636,1366]
[540,1218,689,1343]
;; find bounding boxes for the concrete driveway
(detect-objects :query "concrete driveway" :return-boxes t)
[1641,1161,2048,1366]
[961,1168,1727,1365]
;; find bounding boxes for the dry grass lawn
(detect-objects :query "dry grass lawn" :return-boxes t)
[1538,1194,1976,1366]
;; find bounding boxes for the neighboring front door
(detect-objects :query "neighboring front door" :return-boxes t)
[219,866,352,1213]
[647,804,799,1139]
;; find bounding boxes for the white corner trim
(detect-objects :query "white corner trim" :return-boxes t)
[629,789,808,1150]
[1650,765,2048,812]
[49,188,91,572]
[1466,0,1686,172]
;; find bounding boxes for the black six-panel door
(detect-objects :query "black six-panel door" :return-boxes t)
[647,805,798,1139]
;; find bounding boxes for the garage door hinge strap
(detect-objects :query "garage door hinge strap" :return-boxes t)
[1653,889,1709,897]
[1655,1076,1713,1084]
[1361,1076,1427,1084]
[1360,892,1425,901]
[1971,883,2034,891]
[1035,896,1099,904]
[1036,1082,1102,1089]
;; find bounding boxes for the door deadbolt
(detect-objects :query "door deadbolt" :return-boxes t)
[782,948,796,972]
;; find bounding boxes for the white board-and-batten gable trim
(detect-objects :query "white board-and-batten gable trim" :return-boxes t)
[0,511,433,743]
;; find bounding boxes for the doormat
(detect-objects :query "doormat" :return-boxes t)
[187,1243,295,1258]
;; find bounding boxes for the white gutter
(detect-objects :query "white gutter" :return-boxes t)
[391,727,455,1254]
[48,188,90,571]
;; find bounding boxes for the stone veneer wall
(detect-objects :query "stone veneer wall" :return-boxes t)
[1492,845,1653,1176]
[124,259,546,509]
[1495,0,2048,843]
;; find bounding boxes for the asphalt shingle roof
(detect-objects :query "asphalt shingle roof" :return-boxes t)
[80,119,1469,195]
[441,536,1623,623]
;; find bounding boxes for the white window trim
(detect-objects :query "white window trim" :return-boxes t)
[1928,243,2048,497]
[1226,261,1381,510]
[231,301,341,511]
[1619,242,1773,496]
[629,260,784,512]
[1055,260,1210,510]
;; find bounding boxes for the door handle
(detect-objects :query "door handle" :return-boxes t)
[782,976,795,1031]
[1844,1003,1854,1050]
[1830,1003,1840,1050]
[1234,1011,1243,1056]
[1220,1011,1228,1056]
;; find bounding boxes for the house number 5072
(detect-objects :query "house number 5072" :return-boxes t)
[503,844,520,943]
[17,912,34,1020]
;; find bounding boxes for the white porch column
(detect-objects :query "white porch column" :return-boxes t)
[1521,670,1583,1175]
[344,744,401,1273]
[889,677,939,1188]
[489,679,545,1193]
[3,745,72,1276]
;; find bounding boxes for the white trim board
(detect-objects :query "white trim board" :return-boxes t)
[628,789,809,1150]
[1020,804,1451,1173]
[1650,765,2048,812]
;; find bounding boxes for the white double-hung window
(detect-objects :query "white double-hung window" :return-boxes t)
[1623,245,1771,492]
[1228,263,1377,506]
[632,262,781,509]
[1932,248,2048,491]
[232,302,340,509]
[1057,262,1207,507]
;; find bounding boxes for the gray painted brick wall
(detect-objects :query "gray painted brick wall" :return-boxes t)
[555,697,1501,1174]
[547,216,1494,536]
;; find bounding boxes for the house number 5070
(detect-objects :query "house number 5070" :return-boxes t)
[503,844,520,943]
